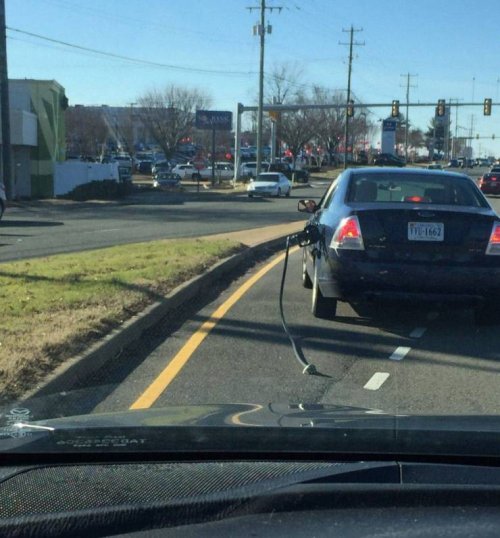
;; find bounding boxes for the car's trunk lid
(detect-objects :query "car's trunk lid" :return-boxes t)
[355,206,496,265]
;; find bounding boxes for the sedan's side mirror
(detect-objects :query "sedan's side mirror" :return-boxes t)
[298,199,318,213]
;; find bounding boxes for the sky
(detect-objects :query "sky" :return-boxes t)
[5,0,500,155]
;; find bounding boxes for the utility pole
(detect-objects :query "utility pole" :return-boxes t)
[469,76,475,158]
[446,97,460,160]
[339,26,364,169]
[0,0,12,200]
[247,1,282,176]
[400,73,417,162]
[449,98,463,158]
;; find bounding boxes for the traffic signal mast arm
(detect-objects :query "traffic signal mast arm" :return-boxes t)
[241,101,497,113]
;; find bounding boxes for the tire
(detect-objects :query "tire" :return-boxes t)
[302,249,312,289]
[285,187,291,197]
[311,261,337,319]
[248,193,253,198]
[276,188,281,197]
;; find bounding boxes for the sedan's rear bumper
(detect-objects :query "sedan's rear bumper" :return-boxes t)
[247,190,277,196]
[480,184,500,194]
[320,257,500,305]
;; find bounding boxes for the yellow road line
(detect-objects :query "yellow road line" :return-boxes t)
[129,246,300,410]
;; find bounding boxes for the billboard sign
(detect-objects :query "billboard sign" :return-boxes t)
[195,110,233,131]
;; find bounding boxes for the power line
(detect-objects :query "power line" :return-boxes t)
[40,0,252,47]
[6,26,257,77]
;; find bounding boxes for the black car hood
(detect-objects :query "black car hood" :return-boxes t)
[1,403,500,459]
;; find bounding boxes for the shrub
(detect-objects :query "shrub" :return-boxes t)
[65,180,133,201]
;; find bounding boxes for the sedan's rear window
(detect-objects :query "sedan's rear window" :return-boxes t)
[256,174,279,182]
[347,173,487,208]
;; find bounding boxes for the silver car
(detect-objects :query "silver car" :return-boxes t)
[247,172,292,197]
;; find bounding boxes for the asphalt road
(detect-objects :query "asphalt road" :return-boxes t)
[0,184,324,262]
[1,167,491,263]
[6,165,500,419]
[33,239,500,419]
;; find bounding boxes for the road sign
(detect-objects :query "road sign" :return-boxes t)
[195,110,233,131]
[381,120,397,154]
[192,152,205,170]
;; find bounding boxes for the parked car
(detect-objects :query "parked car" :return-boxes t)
[153,172,181,190]
[136,160,153,175]
[427,164,443,170]
[239,161,270,179]
[247,172,292,197]
[267,162,310,183]
[198,162,234,181]
[0,181,6,220]
[373,153,406,167]
[151,160,170,178]
[447,159,460,168]
[299,167,500,323]
[171,163,201,179]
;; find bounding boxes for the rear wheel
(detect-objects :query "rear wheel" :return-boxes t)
[285,187,291,197]
[276,188,281,197]
[311,261,337,319]
[302,249,313,289]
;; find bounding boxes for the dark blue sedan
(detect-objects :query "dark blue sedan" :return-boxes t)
[299,168,500,324]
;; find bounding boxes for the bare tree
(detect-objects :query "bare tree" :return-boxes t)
[265,62,304,104]
[279,90,319,167]
[65,106,108,157]
[310,86,346,161]
[137,85,211,159]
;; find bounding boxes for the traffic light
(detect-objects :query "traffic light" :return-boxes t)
[391,100,400,118]
[436,99,446,117]
[484,98,492,116]
[347,100,354,117]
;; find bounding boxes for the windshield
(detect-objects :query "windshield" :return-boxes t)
[1,0,500,467]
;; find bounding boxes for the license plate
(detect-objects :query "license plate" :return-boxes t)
[408,222,444,241]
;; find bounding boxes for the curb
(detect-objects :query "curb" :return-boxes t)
[22,233,293,401]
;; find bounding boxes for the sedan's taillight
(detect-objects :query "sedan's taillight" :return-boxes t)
[486,222,500,255]
[330,216,365,250]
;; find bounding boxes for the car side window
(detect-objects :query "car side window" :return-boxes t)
[320,177,340,209]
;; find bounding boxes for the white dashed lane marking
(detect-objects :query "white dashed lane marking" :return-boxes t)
[410,327,427,338]
[364,372,390,391]
[389,346,411,361]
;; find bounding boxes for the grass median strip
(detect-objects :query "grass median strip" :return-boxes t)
[0,238,242,401]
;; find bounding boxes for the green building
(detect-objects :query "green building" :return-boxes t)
[6,79,68,198]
